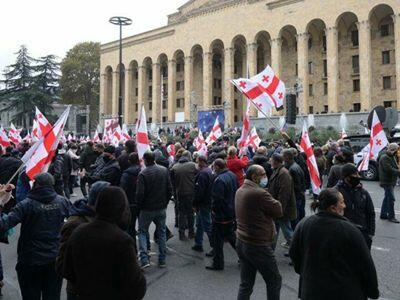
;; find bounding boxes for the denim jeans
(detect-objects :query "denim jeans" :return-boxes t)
[381,185,396,219]
[138,209,167,264]
[273,219,294,250]
[194,208,213,248]
[237,240,282,300]
[16,261,63,300]
[291,193,305,229]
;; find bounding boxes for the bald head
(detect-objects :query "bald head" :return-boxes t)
[246,165,265,182]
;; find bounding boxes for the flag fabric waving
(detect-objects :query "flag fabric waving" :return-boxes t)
[0,126,10,148]
[9,123,22,145]
[237,99,251,150]
[205,116,222,145]
[300,122,321,195]
[136,105,150,159]
[122,124,131,141]
[231,78,273,114]
[194,129,207,156]
[251,65,285,109]
[246,127,261,149]
[35,107,52,138]
[25,106,70,180]
[358,111,388,171]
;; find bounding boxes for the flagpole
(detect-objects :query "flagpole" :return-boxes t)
[6,162,25,185]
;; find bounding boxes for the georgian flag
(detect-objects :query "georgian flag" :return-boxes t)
[35,107,52,137]
[358,111,388,171]
[0,126,10,148]
[300,122,321,195]
[194,129,207,156]
[205,116,222,145]
[9,123,22,145]
[122,124,131,141]
[245,127,261,149]
[237,99,251,150]
[251,65,285,109]
[135,105,150,159]
[231,78,273,114]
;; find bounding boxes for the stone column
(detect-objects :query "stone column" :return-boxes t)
[224,48,235,127]
[357,20,372,111]
[203,52,213,108]
[100,73,107,117]
[168,59,176,122]
[111,71,119,116]
[184,56,193,121]
[392,14,400,109]
[326,27,339,113]
[123,69,132,124]
[152,63,161,123]
[297,33,310,115]
[247,43,258,117]
[137,66,146,117]
[271,38,282,76]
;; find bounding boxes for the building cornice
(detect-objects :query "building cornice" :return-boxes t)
[266,0,304,10]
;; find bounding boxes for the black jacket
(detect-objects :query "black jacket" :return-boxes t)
[120,165,141,207]
[79,147,99,171]
[210,169,238,222]
[89,159,121,186]
[336,181,375,236]
[49,154,65,182]
[62,219,146,300]
[286,161,305,196]
[0,186,70,266]
[248,154,273,179]
[135,164,172,211]
[378,152,400,186]
[193,167,213,209]
[289,212,379,300]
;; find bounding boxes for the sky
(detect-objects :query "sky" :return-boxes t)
[0,0,187,77]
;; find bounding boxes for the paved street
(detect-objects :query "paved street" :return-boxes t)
[1,180,399,299]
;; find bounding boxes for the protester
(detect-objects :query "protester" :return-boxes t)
[118,140,137,172]
[61,186,146,300]
[326,154,346,188]
[248,146,273,179]
[192,155,213,253]
[289,188,380,300]
[66,143,80,197]
[79,141,99,197]
[88,145,121,186]
[0,173,70,300]
[268,153,296,250]
[171,150,198,240]
[206,158,238,271]
[136,151,172,269]
[56,181,110,299]
[49,144,66,196]
[235,165,283,300]
[378,143,400,223]
[226,146,248,186]
[336,163,375,249]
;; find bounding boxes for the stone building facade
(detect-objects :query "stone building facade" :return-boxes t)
[100,0,400,127]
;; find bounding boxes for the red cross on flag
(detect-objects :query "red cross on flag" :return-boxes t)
[111,125,123,146]
[35,107,52,138]
[0,126,11,148]
[231,78,274,115]
[23,130,32,143]
[136,105,150,159]
[358,110,388,171]
[237,99,251,150]
[122,124,131,141]
[300,122,321,195]
[251,65,285,109]
[24,106,70,180]
[194,129,207,156]
[246,127,261,149]
[205,116,222,145]
[9,123,22,146]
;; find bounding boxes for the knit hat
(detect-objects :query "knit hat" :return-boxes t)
[104,145,116,155]
[341,163,358,179]
[95,186,127,222]
[34,173,55,187]
[88,181,110,206]
[387,143,399,152]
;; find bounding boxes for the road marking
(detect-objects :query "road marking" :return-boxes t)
[374,209,400,215]
[371,246,390,252]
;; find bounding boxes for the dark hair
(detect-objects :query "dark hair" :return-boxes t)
[245,165,263,180]
[311,188,341,212]
[125,140,136,153]
[281,149,294,161]
[197,155,208,165]
[213,158,226,170]
[70,143,78,150]
[87,141,94,147]
[271,153,283,164]
[128,152,140,166]
[143,151,155,165]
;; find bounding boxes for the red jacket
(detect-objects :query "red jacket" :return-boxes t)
[227,156,248,186]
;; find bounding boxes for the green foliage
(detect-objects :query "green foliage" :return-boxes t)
[308,126,339,145]
[0,45,57,127]
[60,42,100,131]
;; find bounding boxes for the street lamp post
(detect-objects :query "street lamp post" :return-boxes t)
[109,16,132,126]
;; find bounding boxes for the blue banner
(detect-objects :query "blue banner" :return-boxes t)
[198,109,225,133]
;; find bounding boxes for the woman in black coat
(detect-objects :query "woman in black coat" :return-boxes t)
[289,188,379,300]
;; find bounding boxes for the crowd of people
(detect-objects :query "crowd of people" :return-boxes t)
[0,127,397,299]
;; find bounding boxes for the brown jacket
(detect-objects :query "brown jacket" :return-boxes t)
[235,179,283,246]
[268,166,297,221]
